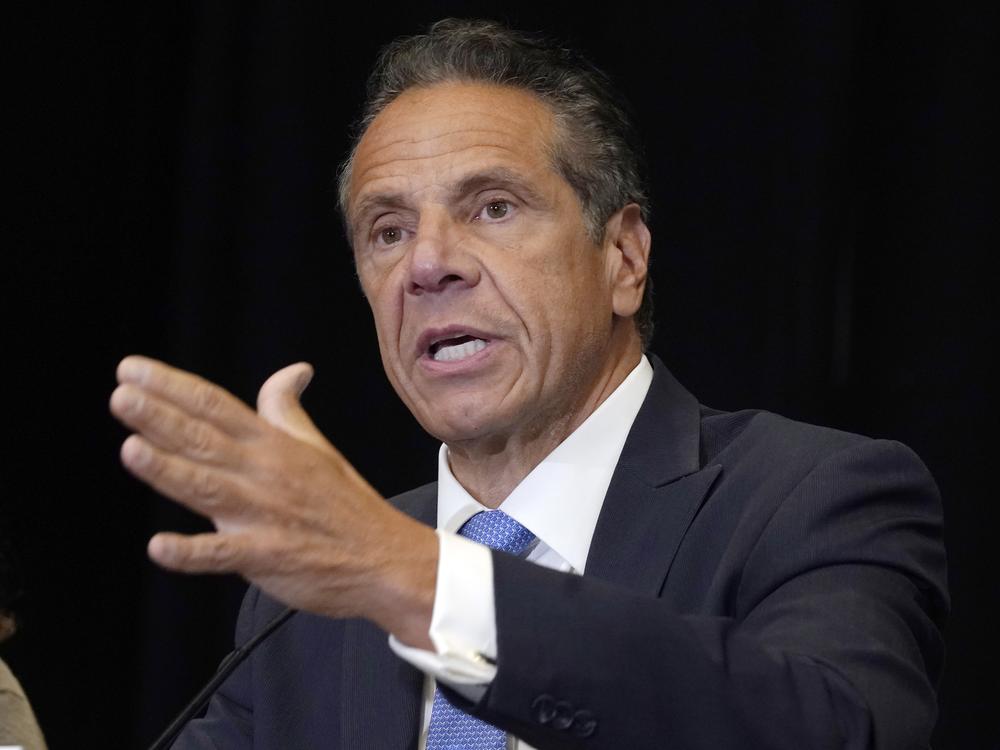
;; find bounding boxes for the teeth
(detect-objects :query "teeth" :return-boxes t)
[433,338,487,362]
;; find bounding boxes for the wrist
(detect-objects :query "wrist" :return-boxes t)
[369,515,438,650]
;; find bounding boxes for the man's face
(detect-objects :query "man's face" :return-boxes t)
[347,82,627,446]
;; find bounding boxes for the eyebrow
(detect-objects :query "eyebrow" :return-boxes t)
[447,167,548,207]
[350,192,410,235]
[349,166,550,234]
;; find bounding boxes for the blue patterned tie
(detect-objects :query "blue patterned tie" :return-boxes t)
[425,511,536,750]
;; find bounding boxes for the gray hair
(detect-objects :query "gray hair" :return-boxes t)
[338,18,655,348]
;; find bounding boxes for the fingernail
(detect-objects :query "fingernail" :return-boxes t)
[112,386,141,414]
[295,365,314,396]
[122,435,151,467]
[148,534,173,565]
[117,356,147,383]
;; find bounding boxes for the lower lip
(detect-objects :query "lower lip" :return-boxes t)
[419,339,498,375]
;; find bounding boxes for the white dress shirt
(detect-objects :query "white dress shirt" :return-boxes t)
[390,355,653,750]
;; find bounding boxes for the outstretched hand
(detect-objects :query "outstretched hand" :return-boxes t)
[110,355,436,648]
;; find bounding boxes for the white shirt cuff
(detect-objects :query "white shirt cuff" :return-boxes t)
[388,529,498,690]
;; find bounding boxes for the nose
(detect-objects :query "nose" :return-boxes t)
[406,212,480,296]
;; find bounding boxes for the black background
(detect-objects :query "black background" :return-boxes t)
[6,2,996,747]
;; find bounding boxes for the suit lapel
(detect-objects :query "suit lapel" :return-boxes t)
[585,356,722,596]
[340,483,437,750]
[340,619,424,749]
[338,359,715,743]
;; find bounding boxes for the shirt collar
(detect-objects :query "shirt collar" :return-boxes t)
[436,355,654,572]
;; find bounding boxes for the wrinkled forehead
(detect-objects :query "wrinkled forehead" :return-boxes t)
[347,82,559,213]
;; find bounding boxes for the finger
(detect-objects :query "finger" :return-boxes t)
[121,434,254,520]
[116,355,260,438]
[256,362,334,453]
[110,384,240,466]
[148,531,253,574]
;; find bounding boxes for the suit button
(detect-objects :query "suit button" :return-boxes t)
[571,710,598,738]
[531,694,556,724]
[551,701,574,730]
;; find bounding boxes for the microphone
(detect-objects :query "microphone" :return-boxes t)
[148,607,296,750]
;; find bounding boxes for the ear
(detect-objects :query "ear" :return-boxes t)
[603,204,651,318]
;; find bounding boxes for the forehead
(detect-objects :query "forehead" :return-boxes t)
[348,82,559,211]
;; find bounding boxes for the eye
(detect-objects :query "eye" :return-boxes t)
[376,226,404,246]
[475,198,513,222]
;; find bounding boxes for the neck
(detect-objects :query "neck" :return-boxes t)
[446,333,643,508]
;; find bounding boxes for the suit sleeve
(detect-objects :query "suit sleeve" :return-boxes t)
[168,586,258,749]
[459,439,948,749]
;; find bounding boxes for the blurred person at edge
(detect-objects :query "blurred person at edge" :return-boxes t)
[0,526,47,750]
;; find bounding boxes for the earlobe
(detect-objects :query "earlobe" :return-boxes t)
[606,204,651,318]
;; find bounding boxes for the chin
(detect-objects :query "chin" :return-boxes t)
[417,403,510,445]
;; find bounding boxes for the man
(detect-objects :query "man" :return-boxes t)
[1,521,48,750]
[111,19,948,749]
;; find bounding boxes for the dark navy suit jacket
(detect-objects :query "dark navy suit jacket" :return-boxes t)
[173,356,948,749]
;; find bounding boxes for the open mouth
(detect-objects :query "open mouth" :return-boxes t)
[429,335,489,362]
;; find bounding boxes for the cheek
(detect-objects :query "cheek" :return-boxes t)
[357,269,405,355]
[477,214,584,301]
[537,243,609,312]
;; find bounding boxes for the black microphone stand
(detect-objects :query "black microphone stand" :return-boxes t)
[147,608,296,750]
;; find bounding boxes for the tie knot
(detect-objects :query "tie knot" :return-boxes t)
[458,511,536,555]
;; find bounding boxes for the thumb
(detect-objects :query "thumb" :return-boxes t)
[256,362,333,452]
